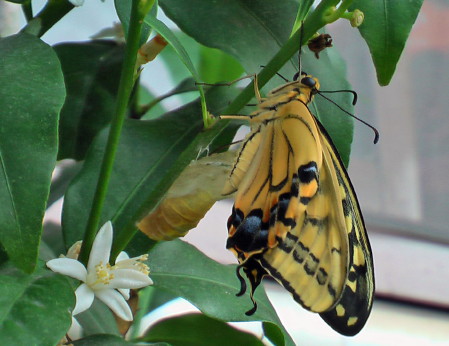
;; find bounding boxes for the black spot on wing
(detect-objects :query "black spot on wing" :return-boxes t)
[292,241,309,264]
[227,208,269,253]
[277,232,298,253]
[300,196,312,205]
[290,174,299,197]
[342,197,351,217]
[352,264,368,278]
[327,283,337,298]
[331,247,341,254]
[298,162,318,183]
[269,193,297,229]
[304,252,320,275]
[293,248,305,264]
[348,271,357,282]
[304,215,325,228]
[317,268,328,285]
[227,206,243,230]
[276,237,291,252]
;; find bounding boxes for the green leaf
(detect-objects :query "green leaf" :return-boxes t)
[0,33,65,272]
[62,87,239,249]
[144,14,201,82]
[54,41,124,160]
[148,240,295,346]
[142,286,178,314]
[156,32,198,92]
[4,0,29,3]
[155,31,243,109]
[263,321,285,346]
[137,84,167,120]
[294,0,315,27]
[143,12,209,115]
[0,262,75,345]
[137,79,194,120]
[198,46,244,84]
[144,11,211,125]
[76,299,120,337]
[40,223,63,261]
[351,0,424,85]
[159,0,299,84]
[73,334,137,346]
[142,313,264,345]
[129,286,177,340]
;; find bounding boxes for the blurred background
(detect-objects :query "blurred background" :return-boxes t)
[2,0,448,344]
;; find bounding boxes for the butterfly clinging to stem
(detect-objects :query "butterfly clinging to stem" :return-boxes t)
[221,43,376,336]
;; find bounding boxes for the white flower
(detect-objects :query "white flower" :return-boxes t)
[68,0,85,6]
[47,221,153,333]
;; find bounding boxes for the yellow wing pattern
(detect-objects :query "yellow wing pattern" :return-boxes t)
[224,74,374,336]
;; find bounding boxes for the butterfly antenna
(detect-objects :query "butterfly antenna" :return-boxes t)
[317,92,379,144]
[260,65,289,82]
[319,89,358,105]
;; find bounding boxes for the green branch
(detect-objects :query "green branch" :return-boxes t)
[79,0,154,264]
[21,2,33,23]
[21,0,74,37]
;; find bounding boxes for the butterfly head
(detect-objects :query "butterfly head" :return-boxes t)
[290,71,320,104]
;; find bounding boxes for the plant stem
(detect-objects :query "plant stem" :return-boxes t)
[79,0,149,265]
[21,2,33,23]
[323,0,354,23]
[21,0,74,37]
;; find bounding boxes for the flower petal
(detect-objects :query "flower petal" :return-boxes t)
[66,240,83,260]
[67,316,83,341]
[73,283,95,315]
[115,255,148,270]
[109,269,153,289]
[118,288,130,300]
[95,288,133,321]
[46,258,87,282]
[87,221,113,273]
[116,251,129,262]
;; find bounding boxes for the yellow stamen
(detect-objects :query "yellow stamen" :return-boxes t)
[94,261,114,285]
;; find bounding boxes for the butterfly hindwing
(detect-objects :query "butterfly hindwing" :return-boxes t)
[224,75,374,336]
[318,121,374,335]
